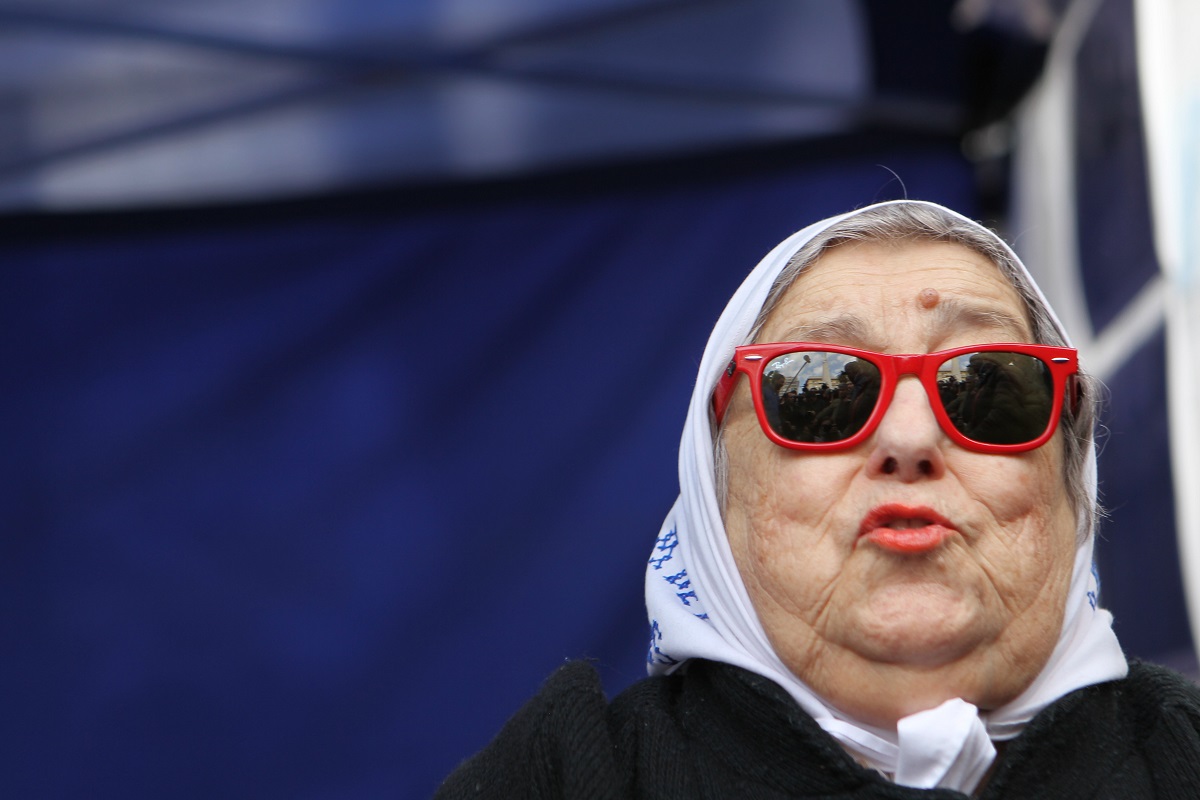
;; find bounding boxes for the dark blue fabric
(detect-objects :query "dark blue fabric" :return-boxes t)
[1073,0,1160,333]
[1070,0,1191,664]
[2,141,980,799]
[1092,327,1189,660]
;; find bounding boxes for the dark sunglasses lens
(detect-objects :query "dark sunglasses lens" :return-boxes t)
[936,351,1055,444]
[761,351,881,443]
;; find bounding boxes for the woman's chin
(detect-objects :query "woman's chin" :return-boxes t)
[841,582,989,667]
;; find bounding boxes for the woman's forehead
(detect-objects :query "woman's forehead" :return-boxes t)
[759,239,1031,346]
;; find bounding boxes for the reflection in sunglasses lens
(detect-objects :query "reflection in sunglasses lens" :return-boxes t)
[761,351,881,443]
[759,349,1057,447]
[937,352,1054,444]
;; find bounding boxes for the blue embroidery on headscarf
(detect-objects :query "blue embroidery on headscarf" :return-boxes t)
[662,567,699,606]
[664,570,690,589]
[648,528,678,570]
[647,530,707,617]
[647,619,679,666]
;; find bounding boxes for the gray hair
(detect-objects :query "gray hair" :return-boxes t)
[713,203,1100,542]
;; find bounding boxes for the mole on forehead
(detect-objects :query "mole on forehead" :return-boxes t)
[918,288,940,309]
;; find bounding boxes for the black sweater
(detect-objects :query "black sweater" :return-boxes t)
[436,659,1200,799]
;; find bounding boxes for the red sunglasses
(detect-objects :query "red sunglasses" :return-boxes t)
[712,342,1078,454]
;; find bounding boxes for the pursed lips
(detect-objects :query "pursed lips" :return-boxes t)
[858,503,957,554]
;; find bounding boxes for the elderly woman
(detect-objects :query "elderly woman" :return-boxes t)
[437,200,1200,798]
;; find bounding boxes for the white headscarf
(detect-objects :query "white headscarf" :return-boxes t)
[644,199,1127,793]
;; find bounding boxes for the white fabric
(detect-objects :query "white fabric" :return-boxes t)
[895,698,993,790]
[644,199,1128,794]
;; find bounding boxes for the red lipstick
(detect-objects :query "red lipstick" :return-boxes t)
[859,504,956,554]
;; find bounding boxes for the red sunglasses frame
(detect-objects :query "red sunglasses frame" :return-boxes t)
[712,342,1078,454]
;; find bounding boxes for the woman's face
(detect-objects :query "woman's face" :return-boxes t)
[722,239,1077,727]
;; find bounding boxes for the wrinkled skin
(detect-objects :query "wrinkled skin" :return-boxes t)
[723,240,1076,728]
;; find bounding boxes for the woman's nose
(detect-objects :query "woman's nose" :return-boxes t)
[865,377,946,481]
